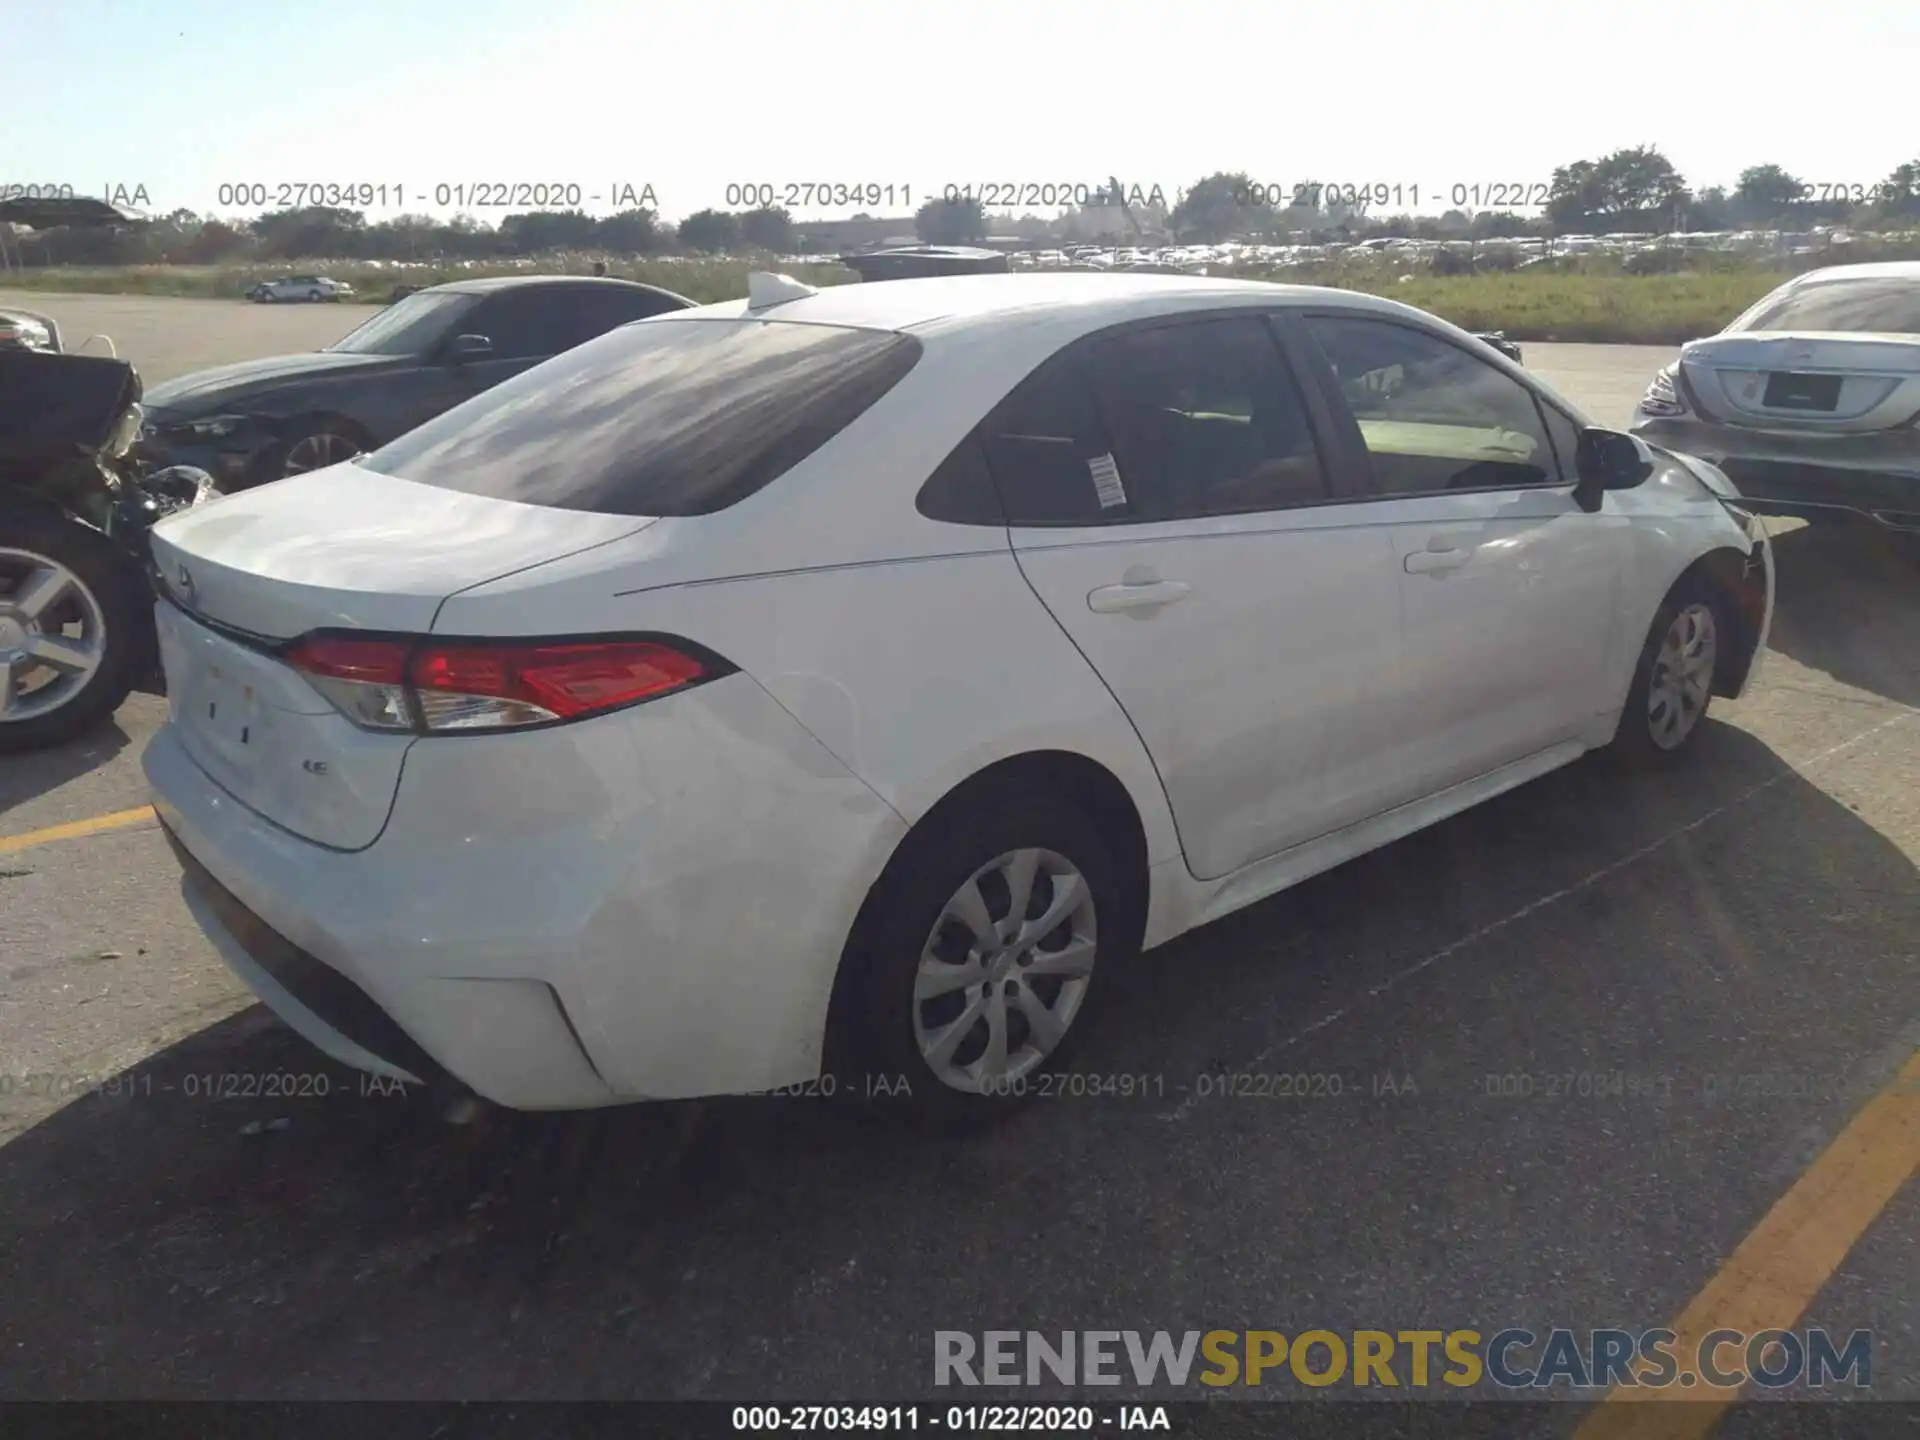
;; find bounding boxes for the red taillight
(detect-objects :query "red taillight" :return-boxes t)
[412,641,709,728]
[282,635,409,684]
[283,633,721,734]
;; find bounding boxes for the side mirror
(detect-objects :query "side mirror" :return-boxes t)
[443,333,493,365]
[1573,427,1654,511]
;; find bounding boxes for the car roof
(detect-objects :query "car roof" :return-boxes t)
[679,271,1434,336]
[425,275,689,298]
[1790,260,1920,285]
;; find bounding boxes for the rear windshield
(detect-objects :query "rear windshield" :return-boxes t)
[360,317,923,515]
[1734,276,1920,335]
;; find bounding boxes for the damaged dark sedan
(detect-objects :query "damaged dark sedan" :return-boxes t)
[136,275,693,489]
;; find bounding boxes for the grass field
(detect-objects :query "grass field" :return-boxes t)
[0,256,1789,344]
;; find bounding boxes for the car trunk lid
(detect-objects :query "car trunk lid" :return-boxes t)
[1679,331,1920,433]
[147,462,656,849]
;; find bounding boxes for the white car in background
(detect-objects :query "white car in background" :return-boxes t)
[245,275,354,303]
[1631,261,1920,544]
[142,272,1773,1125]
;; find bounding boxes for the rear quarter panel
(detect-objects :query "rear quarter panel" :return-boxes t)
[433,547,1186,871]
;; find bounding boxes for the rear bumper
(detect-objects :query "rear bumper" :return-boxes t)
[1631,414,1920,532]
[142,673,908,1110]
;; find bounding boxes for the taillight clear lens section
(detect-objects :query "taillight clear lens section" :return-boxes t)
[281,635,414,730]
[1640,366,1688,418]
[283,634,719,734]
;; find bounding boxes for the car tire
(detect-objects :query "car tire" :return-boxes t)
[306,288,323,302]
[0,511,143,754]
[832,782,1130,1128]
[253,419,367,484]
[1606,574,1726,769]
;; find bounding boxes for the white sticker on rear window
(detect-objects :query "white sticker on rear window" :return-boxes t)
[1088,452,1127,509]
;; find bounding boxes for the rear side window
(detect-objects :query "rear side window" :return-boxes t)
[544,286,691,351]
[362,319,922,516]
[1081,316,1329,519]
[978,358,1116,525]
[970,315,1330,527]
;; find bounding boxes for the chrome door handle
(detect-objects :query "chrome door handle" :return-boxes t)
[1404,548,1468,575]
[1087,579,1193,613]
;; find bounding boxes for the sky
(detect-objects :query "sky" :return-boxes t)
[4,0,1918,224]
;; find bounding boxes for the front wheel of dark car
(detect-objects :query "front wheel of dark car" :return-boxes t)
[833,785,1130,1128]
[0,512,143,754]
[1607,575,1726,769]
[255,419,366,484]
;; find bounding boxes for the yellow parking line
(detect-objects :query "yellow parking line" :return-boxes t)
[1575,1047,1920,1439]
[0,805,157,855]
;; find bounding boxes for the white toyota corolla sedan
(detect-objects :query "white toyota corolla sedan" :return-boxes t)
[142,272,1774,1123]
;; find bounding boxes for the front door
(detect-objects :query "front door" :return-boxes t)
[1296,313,1628,796]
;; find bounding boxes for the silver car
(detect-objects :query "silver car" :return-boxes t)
[246,275,354,303]
[1630,261,1920,540]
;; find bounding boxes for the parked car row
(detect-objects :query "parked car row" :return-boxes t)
[11,251,1919,1128]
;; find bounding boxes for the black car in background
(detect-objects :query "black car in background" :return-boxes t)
[136,276,693,489]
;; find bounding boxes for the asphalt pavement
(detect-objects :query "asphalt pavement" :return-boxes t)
[0,290,1915,1421]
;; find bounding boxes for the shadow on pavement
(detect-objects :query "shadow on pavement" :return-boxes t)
[1763,523,1920,711]
[0,721,132,822]
[0,712,1913,1400]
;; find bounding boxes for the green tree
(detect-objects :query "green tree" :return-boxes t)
[1877,159,1920,218]
[677,208,741,253]
[251,205,367,258]
[738,206,794,252]
[1687,185,1734,231]
[1547,148,1688,232]
[596,208,664,255]
[1546,159,1606,230]
[1169,172,1271,242]
[499,208,600,253]
[1594,146,1689,228]
[1733,165,1804,222]
[915,194,986,244]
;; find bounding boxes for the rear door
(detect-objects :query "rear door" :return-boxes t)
[1000,313,1402,881]
[554,285,690,347]
[1293,312,1627,797]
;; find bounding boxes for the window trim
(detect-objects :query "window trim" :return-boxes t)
[959,306,1347,530]
[1288,309,1578,502]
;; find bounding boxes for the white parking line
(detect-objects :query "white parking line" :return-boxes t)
[1159,709,1918,1123]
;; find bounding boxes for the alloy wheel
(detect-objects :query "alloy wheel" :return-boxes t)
[0,549,108,724]
[1648,601,1717,750]
[283,431,360,475]
[912,847,1098,1093]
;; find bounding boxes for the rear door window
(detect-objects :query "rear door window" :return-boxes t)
[978,358,1117,526]
[1080,316,1330,519]
[547,286,691,351]
[461,289,579,359]
[361,318,922,515]
[975,315,1331,526]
